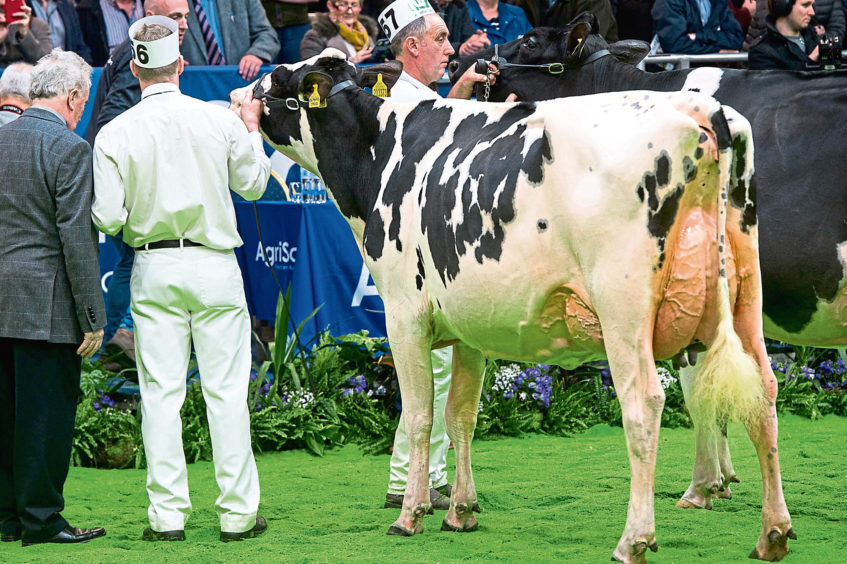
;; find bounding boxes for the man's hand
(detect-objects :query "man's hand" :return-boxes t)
[77,329,104,359]
[350,44,374,63]
[809,45,820,62]
[459,30,490,56]
[238,54,263,81]
[447,62,497,99]
[240,88,263,132]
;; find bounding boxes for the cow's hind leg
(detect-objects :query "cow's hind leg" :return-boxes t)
[384,324,435,537]
[607,334,664,564]
[441,343,485,533]
[677,363,737,509]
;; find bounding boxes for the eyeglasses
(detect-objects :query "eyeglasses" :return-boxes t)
[333,2,360,9]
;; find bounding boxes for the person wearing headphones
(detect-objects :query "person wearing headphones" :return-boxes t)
[748,0,822,68]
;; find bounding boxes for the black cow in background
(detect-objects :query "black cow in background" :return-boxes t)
[449,10,847,529]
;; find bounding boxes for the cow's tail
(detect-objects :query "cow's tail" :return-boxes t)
[688,108,765,430]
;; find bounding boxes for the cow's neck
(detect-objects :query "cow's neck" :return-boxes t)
[308,90,386,223]
[593,58,690,93]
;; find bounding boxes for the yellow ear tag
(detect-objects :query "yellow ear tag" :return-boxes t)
[308,84,325,108]
[372,73,390,98]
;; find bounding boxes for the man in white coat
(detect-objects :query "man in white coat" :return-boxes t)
[377,0,502,513]
[91,15,270,542]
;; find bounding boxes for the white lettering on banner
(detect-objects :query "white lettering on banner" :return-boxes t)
[256,241,297,267]
[352,263,379,307]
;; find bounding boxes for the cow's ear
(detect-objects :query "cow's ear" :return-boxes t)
[565,22,592,59]
[609,40,650,65]
[299,71,333,108]
[567,10,598,33]
[358,60,404,90]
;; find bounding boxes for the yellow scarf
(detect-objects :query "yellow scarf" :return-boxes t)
[337,20,370,52]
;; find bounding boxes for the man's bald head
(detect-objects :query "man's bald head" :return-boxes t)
[143,0,190,44]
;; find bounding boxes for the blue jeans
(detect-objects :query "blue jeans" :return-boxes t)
[274,23,310,64]
[104,233,135,342]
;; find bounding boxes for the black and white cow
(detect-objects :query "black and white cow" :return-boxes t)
[450,12,847,520]
[230,49,793,562]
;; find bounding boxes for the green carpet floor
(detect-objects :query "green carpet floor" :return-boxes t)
[1,414,844,563]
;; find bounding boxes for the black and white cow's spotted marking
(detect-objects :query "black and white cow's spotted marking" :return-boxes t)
[452,19,847,345]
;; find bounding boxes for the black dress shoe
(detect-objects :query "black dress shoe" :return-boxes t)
[220,515,267,542]
[22,526,106,546]
[142,527,185,541]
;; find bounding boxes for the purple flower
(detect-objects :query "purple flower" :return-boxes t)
[801,366,815,380]
[255,402,262,411]
[100,394,115,408]
[538,364,551,371]
[260,382,271,397]
[93,401,102,412]
[250,372,258,382]
[527,367,542,378]
[342,388,353,397]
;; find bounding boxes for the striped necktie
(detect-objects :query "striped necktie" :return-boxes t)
[192,0,225,65]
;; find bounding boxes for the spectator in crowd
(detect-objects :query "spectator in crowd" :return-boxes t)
[545,0,619,41]
[92,16,269,542]
[0,0,51,65]
[745,0,842,47]
[431,0,490,58]
[617,0,655,41]
[729,0,757,33]
[84,0,190,374]
[376,0,500,516]
[466,0,532,46]
[652,0,745,53]
[180,0,279,80]
[748,0,821,68]
[26,0,93,62]
[300,0,378,63]
[261,0,311,63]
[76,0,144,66]
[0,61,32,124]
[0,48,106,547]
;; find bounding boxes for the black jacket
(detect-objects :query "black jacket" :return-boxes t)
[26,0,93,63]
[748,16,818,70]
[75,0,110,67]
[85,38,136,145]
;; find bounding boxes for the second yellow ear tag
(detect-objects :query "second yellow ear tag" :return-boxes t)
[308,84,326,108]
[372,73,390,98]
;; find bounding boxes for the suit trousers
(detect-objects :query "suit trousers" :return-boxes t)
[387,347,452,494]
[130,246,259,533]
[0,338,80,541]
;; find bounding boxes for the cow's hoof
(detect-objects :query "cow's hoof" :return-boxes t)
[716,485,732,500]
[749,527,795,561]
[387,524,416,536]
[441,519,478,532]
[676,496,712,510]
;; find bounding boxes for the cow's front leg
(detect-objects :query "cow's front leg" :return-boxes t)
[677,363,731,509]
[441,343,485,533]
[607,336,664,564]
[384,321,435,537]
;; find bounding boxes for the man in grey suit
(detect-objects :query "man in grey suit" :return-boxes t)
[0,49,107,547]
[179,0,280,80]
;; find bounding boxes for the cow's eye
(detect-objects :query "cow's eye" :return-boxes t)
[523,37,538,50]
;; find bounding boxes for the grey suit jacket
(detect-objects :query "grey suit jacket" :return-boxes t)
[181,0,280,66]
[0,107,105,344]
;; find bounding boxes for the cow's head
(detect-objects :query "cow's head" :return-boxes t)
[448,12,650,101]
[229,48,402,169]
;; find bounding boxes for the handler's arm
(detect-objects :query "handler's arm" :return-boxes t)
[91,137,129,235]
[228,90,270,201]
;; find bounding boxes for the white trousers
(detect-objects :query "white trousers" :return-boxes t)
[131,246,260,533]
[387,347,452,494]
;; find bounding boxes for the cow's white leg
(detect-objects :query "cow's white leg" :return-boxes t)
[384,319,435,537]
[715,423,739,499]
[607,334,664,564]
[440,343,485,533]
[677,362,725,509]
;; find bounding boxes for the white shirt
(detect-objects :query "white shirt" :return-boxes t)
[390,71,442,103]
[92,82,270,250]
